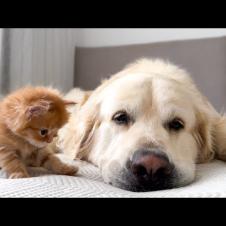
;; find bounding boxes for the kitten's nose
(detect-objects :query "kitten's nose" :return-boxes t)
[47,136,53,143]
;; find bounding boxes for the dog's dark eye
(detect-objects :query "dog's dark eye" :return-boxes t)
[112,111,130,125]
[167,118,184,131]
[40,129,48,136]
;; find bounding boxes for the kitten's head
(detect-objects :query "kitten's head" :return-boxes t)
[1,86,74,148]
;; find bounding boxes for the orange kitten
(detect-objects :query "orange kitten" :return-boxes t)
[0,86,78,178]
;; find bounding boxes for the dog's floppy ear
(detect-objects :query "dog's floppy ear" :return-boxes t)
[192,93,226,163]
[76,106,100,160]
[213,116,226,161]
[194,109,215,163]
[56,96,100,160]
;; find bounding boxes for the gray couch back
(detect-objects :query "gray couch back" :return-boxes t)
[75,36,226,112]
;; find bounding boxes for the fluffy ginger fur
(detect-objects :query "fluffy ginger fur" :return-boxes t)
[0,86,78,179]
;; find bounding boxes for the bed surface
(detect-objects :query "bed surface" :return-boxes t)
[1,160,226,197]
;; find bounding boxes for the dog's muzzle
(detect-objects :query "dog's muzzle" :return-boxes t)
[120,149,177,192]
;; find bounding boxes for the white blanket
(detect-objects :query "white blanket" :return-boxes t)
[0,160,226,197]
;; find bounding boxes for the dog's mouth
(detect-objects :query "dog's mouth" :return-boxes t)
[104,149,180,192]
[106,149,179,192]
[110,167,178,192]
[101,149,194,192]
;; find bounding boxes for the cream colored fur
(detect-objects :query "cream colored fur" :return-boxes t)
[56,58,226,189]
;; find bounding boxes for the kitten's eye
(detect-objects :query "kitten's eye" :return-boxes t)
[112,111,130,125]
[167,118,184,131]
[40,129,48,136]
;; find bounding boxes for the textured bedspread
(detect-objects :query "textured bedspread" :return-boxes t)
[0,160,226,197]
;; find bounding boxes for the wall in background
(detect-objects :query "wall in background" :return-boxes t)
[1,29,77,94]
[1,29,226,95]
[75,29,226,47]
[0,29,2,58]
[0,28,5,95]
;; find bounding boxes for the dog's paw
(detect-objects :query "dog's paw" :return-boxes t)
[9,171,30,179]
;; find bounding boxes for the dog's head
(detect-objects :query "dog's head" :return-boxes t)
[59,59,225,192]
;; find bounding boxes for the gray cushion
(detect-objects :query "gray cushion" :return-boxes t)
[75,36,226,112]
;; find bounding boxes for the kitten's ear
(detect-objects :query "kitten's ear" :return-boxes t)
[63,100,77,105]
[25,101,51,119]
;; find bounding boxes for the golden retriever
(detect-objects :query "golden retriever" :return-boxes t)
[56,58,226,192]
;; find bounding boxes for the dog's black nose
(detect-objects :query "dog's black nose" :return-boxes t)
[131,149,172,179]
[126,149,174,191]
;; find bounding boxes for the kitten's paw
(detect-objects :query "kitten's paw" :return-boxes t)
[9,171,30,179]
[57,164,79,176]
